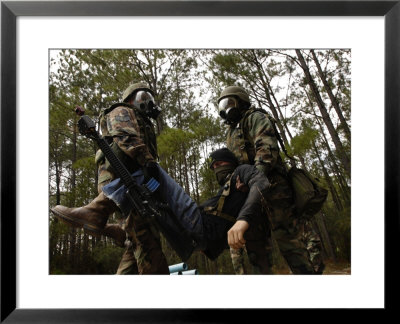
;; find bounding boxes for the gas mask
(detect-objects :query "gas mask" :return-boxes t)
[132,90,162,119]
[213,165,235,186]
[218,96,242,125]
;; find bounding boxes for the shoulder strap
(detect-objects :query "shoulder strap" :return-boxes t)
[236,108,259,164]
[246,107,297,162]
[267,115,297,161]
[103,102,134,116]
[203,174,237,223]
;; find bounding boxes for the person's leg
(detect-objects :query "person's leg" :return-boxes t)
[51,192,116,235]
[266,173,315,274]
[245,222,273,274]
[230,247,246,274]
[102,223,126,247]
[300,219,325,274]
[116,245,139,275]
[128,212,169,274]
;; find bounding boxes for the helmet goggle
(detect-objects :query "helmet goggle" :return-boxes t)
[133,90,155,111]
[218,97,239,120]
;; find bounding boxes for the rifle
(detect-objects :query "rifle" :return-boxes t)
[75,107,196,261]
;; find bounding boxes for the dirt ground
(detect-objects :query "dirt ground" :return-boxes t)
[272,260,351,275]
[323,260,351,275]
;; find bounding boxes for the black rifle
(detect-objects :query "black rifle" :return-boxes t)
[76,109,196,261]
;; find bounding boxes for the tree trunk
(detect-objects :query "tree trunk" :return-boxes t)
[296,49,351,177]
[250,53,292,146]
[55,160,61,206]
[310,49,351,141]
[312,141,343,211]
[193,155,200,203]
[69,228,76,273]
[71,115,78,205]
[182,146,190,195]
[76,229,82,269]
[314,212,337,262]
[313,108,351,204]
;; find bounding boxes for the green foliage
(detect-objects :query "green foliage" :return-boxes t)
[290,125,319,156]
[158,127,195,157]
[323,205,351,261]
[197,160,220,204]
[92,245,125,274]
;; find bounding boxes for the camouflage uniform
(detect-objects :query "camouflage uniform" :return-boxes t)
[230,247,246,274]
[97,102,169,274]
[226,107,315,274]
[299,219,325,274]
[231,241,273,274]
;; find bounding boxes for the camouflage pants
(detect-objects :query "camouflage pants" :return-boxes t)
[116,232,169,275]
[116,244,139,275]
[266,172,315,274]
[115,211,169,275]
[230,247,246,274]
[98,169,169,275]
[300,220,325,274]
[230,222,273,275]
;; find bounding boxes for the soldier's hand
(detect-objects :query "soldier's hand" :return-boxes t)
[227,220,249,249]
[236,175,249,192]
[144,161,159,180]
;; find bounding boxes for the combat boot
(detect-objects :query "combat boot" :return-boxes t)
[102,224,127,247]
[51,192,116,235]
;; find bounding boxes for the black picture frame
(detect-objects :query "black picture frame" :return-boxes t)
[1,0,398,322]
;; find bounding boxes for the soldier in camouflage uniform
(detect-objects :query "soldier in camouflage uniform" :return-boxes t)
[51,82,169,274]
[217,85,320,274]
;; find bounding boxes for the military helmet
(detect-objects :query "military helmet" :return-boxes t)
[217,85,250,105]
[122,82,155,103]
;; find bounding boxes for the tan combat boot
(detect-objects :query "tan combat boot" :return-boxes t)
[51,192,116,235]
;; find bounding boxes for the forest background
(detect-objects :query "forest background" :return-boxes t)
[49,49,351,275]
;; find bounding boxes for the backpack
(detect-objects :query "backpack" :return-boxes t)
[288,167,328,219]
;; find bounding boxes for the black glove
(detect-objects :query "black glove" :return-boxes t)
[143,161,159,181]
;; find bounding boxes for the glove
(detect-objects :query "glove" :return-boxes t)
[143,161,159,181]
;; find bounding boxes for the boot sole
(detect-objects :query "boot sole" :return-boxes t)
[50,207,103,236]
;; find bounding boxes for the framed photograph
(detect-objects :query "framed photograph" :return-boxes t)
[1,0,398,321]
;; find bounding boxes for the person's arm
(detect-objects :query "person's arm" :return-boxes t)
[235,165,270,223]
[246,111,280,176]
[227,220,249,249]
[107,106,155,166]
[227,165,270,249]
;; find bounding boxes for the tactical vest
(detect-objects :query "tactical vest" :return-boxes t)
[96,102,158,184]
[226,107,284,171]
[202,174,247,223]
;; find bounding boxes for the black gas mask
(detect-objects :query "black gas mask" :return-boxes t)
[218,96,242,125]
[132,90,162,119]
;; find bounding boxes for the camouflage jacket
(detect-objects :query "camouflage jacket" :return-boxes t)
[95,102,157,185]
[226,106,286,177]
